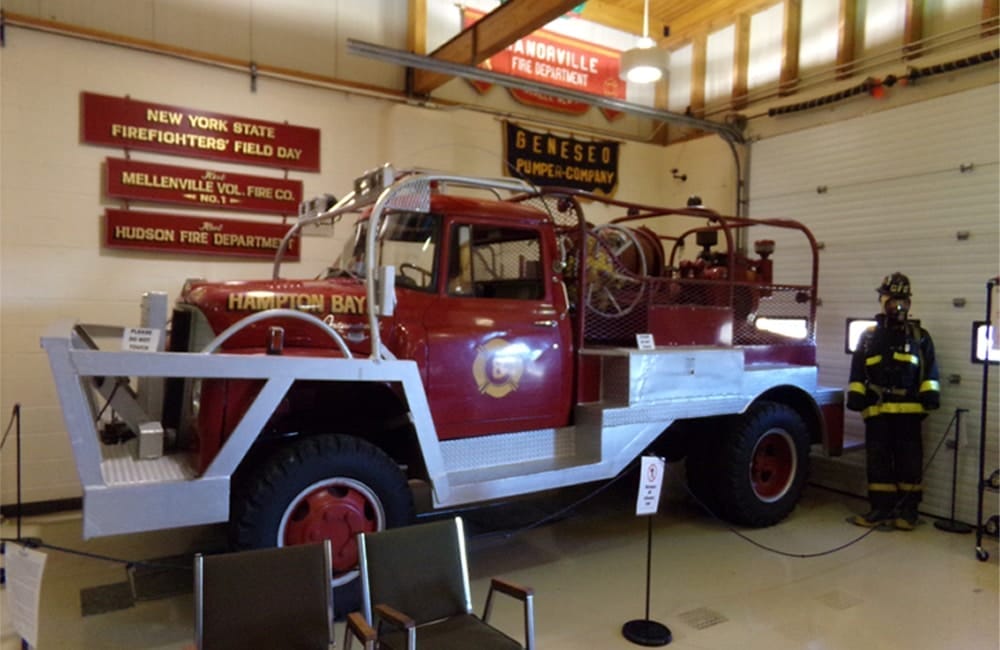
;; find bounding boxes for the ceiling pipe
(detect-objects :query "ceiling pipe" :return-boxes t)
[346,38,746,145]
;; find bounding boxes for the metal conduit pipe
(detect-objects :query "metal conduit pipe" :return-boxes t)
[346,39,747,145]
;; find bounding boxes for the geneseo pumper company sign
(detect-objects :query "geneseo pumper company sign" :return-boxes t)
[106,158,302,215]
[82,92,320,171]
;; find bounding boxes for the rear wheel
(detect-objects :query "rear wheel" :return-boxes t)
[231,434,414,616]
[715,402,810,526]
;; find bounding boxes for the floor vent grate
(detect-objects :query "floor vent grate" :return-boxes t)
[816,590,863,611]
[678,606,728,630]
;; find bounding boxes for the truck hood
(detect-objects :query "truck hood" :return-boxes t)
[179,277,372,352]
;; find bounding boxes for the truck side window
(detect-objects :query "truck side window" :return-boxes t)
[448,224,544,300]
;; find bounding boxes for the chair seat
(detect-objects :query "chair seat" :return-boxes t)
[379,614,524,650]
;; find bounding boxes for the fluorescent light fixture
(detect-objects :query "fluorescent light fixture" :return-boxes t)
[619,0,669,83]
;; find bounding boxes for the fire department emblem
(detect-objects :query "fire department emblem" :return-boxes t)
[472,338,525,398]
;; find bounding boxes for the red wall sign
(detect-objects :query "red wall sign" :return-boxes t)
[82,92,321,172]
[462,9,625,120]
[105,209,299,260]
[106,158,302,216]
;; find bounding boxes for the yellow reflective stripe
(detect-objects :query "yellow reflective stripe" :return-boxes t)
[869,483,898,492]
[865,355,882,366]
[862,402,925,418]
[892,352,919,365]
[849,382,866,395]
[898,483,923,492]
[920,380,940,393]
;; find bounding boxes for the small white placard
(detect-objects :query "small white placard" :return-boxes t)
[3,543,48,647]
[122,327,161,351]
[635,333,655,350]
[635,456,665,516]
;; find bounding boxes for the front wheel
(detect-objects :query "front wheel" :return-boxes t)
[230,434,414,616]
[715,402,811,527]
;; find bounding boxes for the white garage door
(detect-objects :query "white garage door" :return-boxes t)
[749,84,999,525]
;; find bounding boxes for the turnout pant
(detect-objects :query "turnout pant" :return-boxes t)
[864,413,924,513]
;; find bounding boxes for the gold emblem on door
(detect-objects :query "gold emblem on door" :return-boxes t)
[472,338,526,398]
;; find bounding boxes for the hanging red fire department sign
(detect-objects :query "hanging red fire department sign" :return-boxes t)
[462,8,625,121]
[82,92,321,172]
[105,209,300,260]
[106,158,303,216]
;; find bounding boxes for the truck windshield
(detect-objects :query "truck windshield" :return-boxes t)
[333,211,441,292]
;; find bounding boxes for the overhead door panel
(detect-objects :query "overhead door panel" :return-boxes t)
[749,85,999,525]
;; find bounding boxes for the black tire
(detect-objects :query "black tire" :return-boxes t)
[715,401,810,527]
[230,434,414,617]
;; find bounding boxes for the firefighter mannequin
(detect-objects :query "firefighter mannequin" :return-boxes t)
[847,272,941,529]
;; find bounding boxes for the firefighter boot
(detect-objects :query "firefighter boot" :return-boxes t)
[894,495,920,531]
[850,509,893,528]
[851,491,894,528]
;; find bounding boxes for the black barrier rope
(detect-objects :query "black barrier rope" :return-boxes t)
[0,537,190,572]
[0,407,963,571]
[471,409,961,559]
[1,402,189,574]
[0,403,17,453]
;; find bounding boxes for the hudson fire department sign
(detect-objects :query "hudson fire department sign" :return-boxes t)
[82,92,320,171]
[504,121,619,194]
[105,209,299,260]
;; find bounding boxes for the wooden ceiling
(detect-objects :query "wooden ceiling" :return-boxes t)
[578,0,775,46]
[411,0,779,94]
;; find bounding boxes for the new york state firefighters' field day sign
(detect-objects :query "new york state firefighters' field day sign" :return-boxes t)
[82,92,320,172]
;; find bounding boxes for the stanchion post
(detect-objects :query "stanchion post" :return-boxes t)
[622,456,672,646]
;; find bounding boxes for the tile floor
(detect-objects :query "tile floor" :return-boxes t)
[2,476,998,650]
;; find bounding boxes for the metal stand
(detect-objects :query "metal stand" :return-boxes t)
[622,515,671,646]
[934,408,973,534]
[975,277,998,561]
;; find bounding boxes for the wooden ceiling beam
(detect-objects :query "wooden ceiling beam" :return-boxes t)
[408,0,427,55]
[410,0,583,96]
[903,0,925,57]
[836,0,858,78]
[656,0,777,48]
[780,0,802,94]
[732,14,751,109]
[984,0,999,37]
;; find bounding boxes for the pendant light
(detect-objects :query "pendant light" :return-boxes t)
[619,0,669,83]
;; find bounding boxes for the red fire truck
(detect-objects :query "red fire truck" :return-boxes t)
[43,164,843,611]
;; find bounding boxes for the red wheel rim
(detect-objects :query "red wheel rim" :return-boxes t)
[278,478,385,586]
[749,429,796,502]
